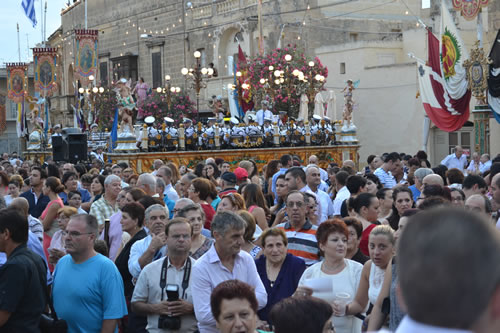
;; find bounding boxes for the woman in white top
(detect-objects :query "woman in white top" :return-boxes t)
[343,225,395,322]
[296,219,363,333]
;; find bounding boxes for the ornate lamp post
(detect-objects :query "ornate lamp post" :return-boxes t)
[156,74,181,111]
[181,51,213,120]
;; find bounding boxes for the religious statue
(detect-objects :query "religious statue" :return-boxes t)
[117,83,136,134]
[342,79,357,130]
[208,95,227,120]
[27,104,44,150]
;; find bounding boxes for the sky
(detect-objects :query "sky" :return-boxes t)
[0,0,67,65]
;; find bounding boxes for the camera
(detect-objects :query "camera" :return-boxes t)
[158,284,181,330]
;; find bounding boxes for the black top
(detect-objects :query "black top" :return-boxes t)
[20,190,51,219]
[255,254,306,322]
[351,249,369,265]
[0,244,47,333]
[115,229,148,298]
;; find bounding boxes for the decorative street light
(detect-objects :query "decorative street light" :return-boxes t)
[181,51,213,120]
[156,74,181,111]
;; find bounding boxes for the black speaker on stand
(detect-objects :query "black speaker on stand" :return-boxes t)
[52,136,65,162]
[67,134,87,163]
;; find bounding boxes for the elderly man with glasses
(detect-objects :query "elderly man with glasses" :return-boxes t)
[275,190,319,266]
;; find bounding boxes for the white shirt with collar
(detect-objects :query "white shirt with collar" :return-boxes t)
[333,186,350,216]
[377,315,474,333]
[441,153,468,172]
[131,256,198,333]
[191,245,267,333]
[480,160,492,173]
[128,234,167,279]
[164,183,180,202]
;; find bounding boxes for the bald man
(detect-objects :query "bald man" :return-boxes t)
[9,197,44,242]
[440,146,467,172]
[465,194,492,218]
[422,174,444,188]
[342,160,356,171]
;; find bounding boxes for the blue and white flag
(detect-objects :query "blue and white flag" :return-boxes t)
[21,0,37,27]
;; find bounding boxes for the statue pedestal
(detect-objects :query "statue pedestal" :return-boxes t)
[27,131,42,151]
[472,105,491,155]
[114,132,138,152]
[340,123,358,144]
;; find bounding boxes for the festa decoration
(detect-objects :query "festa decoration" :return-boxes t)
[74,29,99,87]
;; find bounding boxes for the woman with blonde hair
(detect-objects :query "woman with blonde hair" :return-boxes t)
[343,225,395,323]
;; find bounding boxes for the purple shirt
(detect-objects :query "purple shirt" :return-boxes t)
[99,211,122,261]
[191,244,267,333]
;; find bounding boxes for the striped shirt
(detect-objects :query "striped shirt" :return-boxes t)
[276,221,319,266]
[374,167,397,189]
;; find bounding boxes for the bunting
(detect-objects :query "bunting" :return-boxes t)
[452,0,489,21]
[487,29,500,124]
[74,29,99,86]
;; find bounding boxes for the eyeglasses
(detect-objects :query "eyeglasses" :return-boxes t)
[62,231,94,238]
[287,201,304,208]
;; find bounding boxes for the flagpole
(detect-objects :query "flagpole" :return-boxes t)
[17,23,21,62]
[40,0,43,43]
[85,0,88,29]
[477,12,483,48]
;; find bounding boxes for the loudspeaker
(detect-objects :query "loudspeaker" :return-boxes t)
[67,134,87,163]
[52,136,65,161]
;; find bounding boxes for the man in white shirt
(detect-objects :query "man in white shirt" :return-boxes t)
[305,166,333,223]
[132,218,197,333]
[466,152,481,175]
[333,171,350,216]
[191,211,267,333]
[480,153,492,173]
[128,205,169,280]
[157,166,179,202]
[385,207,500,333]
[373,152,401,189]
[137,173,159,197]
[440,145,468,172]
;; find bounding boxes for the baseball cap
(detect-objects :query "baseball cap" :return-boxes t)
[234,167,248,181]
[221,171,237,184]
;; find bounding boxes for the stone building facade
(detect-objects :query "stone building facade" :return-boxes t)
[20,0,498,163]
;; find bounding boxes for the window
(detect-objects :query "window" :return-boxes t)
[340,62,346,74]
[349,33,358,42]
[152,52,162,88]
[422,0,430,9]
[99,62,108,87]
[197,48,207,67]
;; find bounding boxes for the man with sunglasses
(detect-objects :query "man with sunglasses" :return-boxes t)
[275,191,319,266]
[52,214,127,333]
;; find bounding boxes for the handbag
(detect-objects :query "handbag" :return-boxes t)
[39,306,68,333]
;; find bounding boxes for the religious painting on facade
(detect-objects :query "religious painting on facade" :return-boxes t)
[33,48,58,96]
[75,29,99,86]
[6,63,28,103]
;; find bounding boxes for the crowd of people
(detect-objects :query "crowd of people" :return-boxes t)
[0,146,500,333]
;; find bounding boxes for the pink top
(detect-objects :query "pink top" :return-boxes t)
[41,198,64,237]
[135,82,149,101]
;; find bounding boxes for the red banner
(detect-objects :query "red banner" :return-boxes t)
[6,63,28,104]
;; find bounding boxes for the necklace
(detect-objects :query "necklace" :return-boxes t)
[266,261,281,285]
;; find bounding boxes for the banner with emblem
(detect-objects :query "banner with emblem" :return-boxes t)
[74,29,98,86]
[33,48,58,96]
[6,63,28,103]
[6,63,28,137]
[452,0,489,21]
[441,2,469,102]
